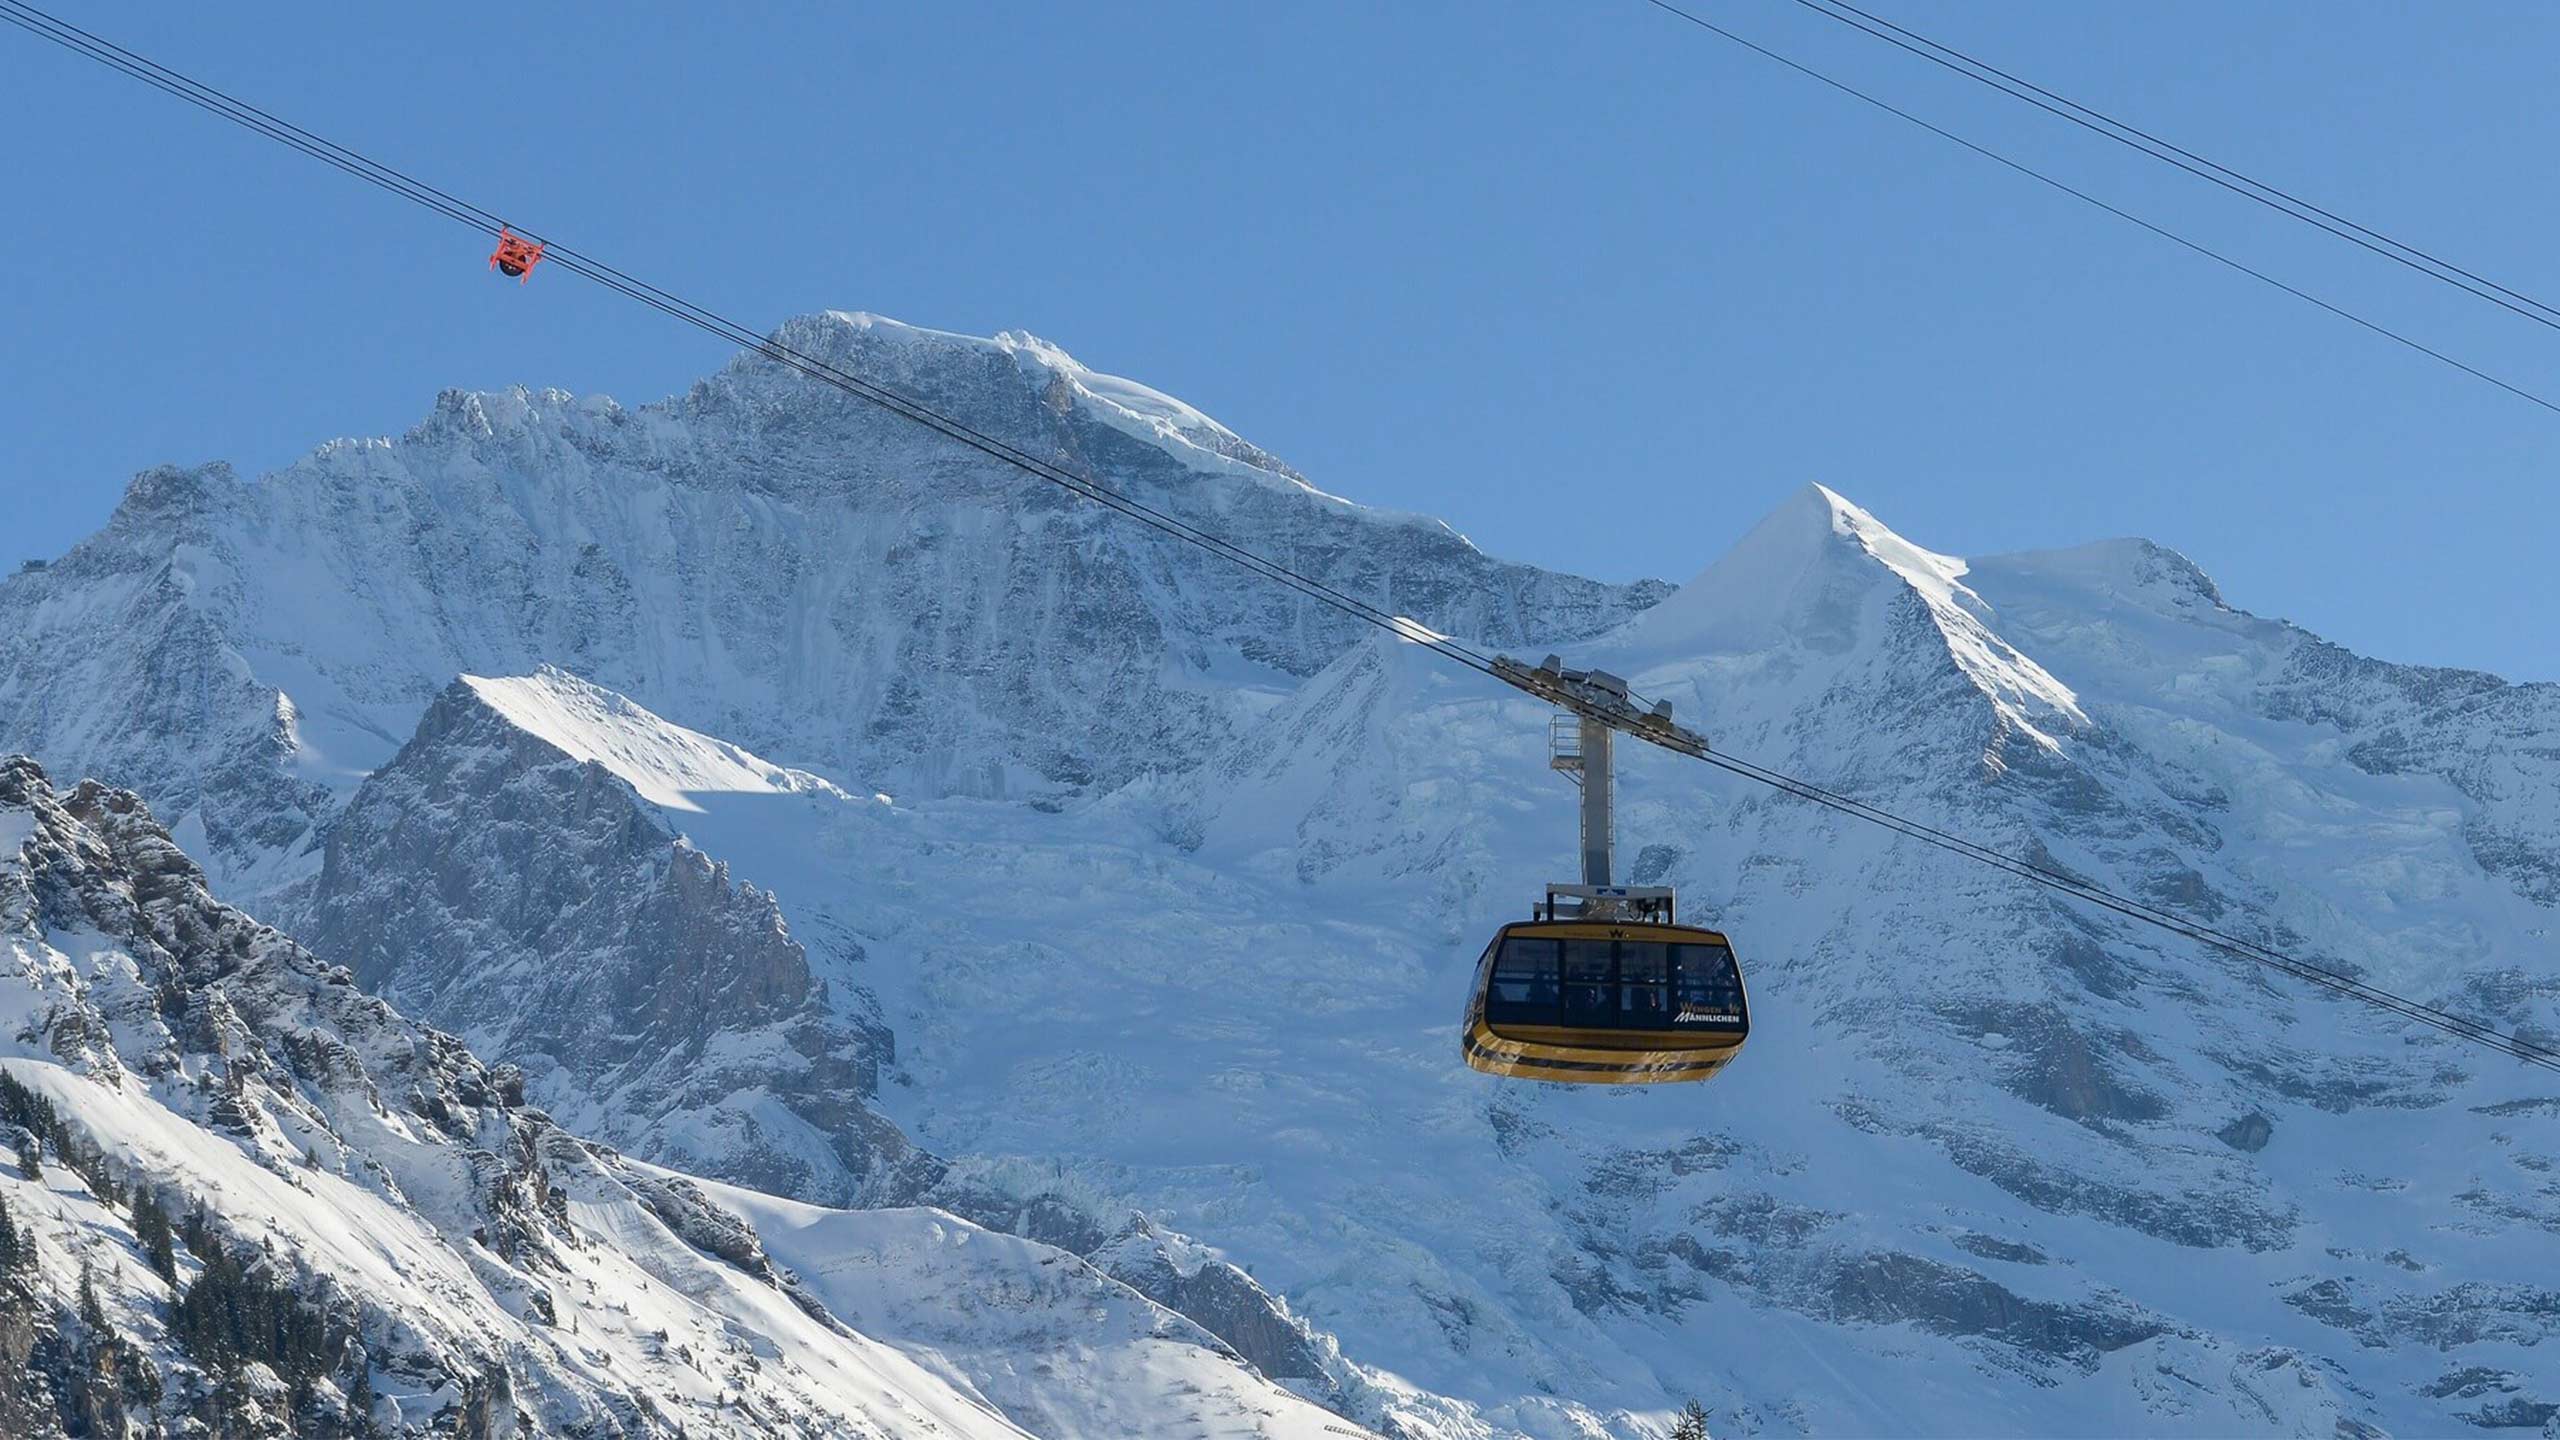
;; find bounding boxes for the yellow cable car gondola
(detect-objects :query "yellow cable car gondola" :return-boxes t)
[1463,658,1750,1085]
[1462,906,1749,1084]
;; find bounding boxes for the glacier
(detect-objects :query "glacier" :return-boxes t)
[2,311,2556,1436]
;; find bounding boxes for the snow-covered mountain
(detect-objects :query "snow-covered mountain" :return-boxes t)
[0,312,1663,898]
[4,314,2556,1436]
[0,754,1367,1437]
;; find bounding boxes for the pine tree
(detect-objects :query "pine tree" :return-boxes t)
[14,1132,37,1181]
[180,1199,213,1260]
[172,1242,340,1384]
[76,1257,106,1333]
[132,1189,177,1284]
[0,1071,41,1130]
[0,1192,20,1275]
[1670,1399,1712,1440]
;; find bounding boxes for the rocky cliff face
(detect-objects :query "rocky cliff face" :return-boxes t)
[290,672,922,1208]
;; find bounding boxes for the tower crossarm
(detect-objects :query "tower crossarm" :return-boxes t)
[1491,655,1711,758]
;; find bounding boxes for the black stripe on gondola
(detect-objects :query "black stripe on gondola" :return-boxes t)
[1463,1031,1728,1076]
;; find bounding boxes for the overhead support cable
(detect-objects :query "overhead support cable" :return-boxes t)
[1778,0,2560,334]
[1632,0,2560,417]
[6,0,2552,1074]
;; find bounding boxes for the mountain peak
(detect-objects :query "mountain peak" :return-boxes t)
[1613,483,2087,739]
[752,309,1346,498]
[110,461,232,527]
[1616,482,1963,655]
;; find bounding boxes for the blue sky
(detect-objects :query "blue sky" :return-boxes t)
[5,1,2555,678]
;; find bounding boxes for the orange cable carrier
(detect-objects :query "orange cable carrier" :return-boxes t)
[487,228,544,282]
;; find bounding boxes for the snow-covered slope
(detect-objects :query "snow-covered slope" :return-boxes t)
[0,312,1664,896]
[0,755,1374,1438]
[707,1181,1358,1440]
[458,670,845,814]
[6,315,2556,1436]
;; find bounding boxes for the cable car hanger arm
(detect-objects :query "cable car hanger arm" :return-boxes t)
[1490,655,1709,759]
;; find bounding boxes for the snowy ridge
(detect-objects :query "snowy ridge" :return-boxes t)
[0,1065,1034,1439]
[816,311,1406,521]
[460,667,848,814]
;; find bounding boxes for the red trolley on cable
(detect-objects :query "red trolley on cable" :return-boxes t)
[487,228,544,283]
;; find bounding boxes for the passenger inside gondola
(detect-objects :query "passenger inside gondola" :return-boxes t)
[1562,940,1613,1024]
[1673,942,1743,1018]
[1622,942,1671,1024]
